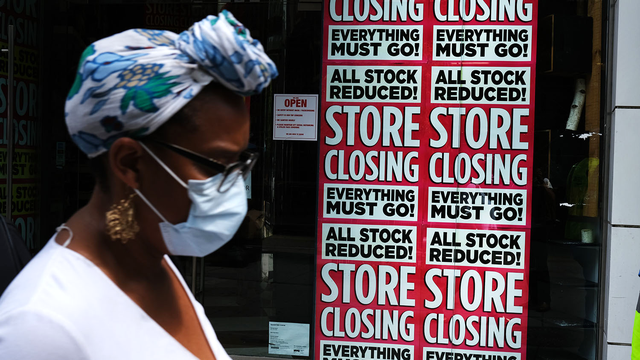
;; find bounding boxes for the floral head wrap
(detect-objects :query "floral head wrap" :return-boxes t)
[65,10,278,158]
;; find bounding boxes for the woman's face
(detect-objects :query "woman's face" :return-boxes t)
[134,89,249,254]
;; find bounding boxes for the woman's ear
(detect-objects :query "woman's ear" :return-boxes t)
[108,137,144,190]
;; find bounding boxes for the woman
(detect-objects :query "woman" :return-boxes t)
[0,11,277,360]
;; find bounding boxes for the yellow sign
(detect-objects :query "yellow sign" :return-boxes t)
[0,148,36,179]
[0,183,37,215]
[0,42,38,81]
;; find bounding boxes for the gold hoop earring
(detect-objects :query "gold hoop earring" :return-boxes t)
[106,193,140,244]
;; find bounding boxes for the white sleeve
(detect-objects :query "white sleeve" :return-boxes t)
[0,308,89,360]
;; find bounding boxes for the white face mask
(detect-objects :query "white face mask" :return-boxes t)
[134,142,248,257]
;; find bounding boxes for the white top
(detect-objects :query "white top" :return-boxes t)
[0,235,232,360]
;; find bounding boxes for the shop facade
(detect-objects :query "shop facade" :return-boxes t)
[1,0,638,359]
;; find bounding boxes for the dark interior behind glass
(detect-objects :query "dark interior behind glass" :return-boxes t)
[39,0,605,358]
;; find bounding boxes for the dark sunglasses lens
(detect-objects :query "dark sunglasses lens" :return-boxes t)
[244,153,259,178]
[241,166,253,181]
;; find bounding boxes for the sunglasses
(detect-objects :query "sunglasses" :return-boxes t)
[146,139,259,193]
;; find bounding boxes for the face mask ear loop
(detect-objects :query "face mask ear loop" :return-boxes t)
[133,188,172,225]
[55,224,74,247]
[139,142,188,189]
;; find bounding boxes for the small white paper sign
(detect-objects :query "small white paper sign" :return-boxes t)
[273,94,318,141]
[244,171,251,199]
[268,322,310,356]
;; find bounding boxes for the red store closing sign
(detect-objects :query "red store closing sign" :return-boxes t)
[315,1,538,359]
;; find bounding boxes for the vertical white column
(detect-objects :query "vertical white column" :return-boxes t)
[604,0,640,358]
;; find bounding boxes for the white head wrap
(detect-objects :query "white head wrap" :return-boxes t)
[65,11,277,158]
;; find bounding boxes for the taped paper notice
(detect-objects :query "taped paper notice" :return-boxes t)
[268,322,310,356]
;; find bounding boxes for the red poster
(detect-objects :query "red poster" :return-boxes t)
[0,1,40,248]
[315,1,538,359]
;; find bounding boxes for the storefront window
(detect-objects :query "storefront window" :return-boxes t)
[34,0,607,359]
[0,0,41,252]
[41,0,323,357]
[314,1,605,360]
[528,1,604,358]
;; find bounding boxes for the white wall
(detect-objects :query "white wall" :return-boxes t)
[604,0,640,358]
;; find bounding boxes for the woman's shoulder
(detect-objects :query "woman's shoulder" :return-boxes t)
[0,237,102,319]
[0,238,94,359]
[0,306,90,359]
